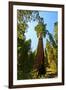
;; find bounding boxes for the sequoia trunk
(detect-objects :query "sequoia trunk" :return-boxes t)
[34,33,44,69]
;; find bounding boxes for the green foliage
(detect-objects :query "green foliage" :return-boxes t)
[35,22,47,37]
[45,39,57,76]
[17,22,28,39]
[17,10,39,40]
[54,22,58,44]
[17,10,39,23]
[46,30,57,48]
[17,39,35,79]
[46,40,55,62]
[17,10,39,79]
[45,22,58,77]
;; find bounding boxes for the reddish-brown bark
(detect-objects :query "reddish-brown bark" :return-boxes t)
[34,34,44,69]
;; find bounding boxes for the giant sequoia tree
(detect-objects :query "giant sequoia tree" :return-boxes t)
[34,19,47,76]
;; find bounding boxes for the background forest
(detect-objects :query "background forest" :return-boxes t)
[17,10,58,80]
